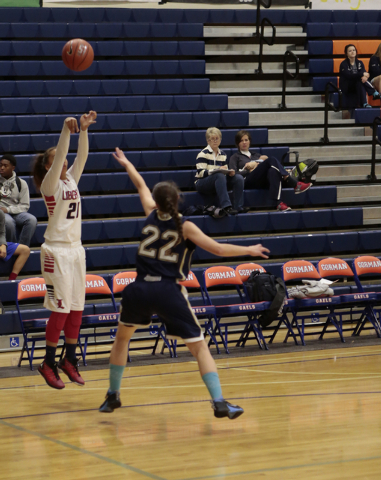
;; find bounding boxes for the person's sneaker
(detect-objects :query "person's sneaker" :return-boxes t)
[99,391,122,413]
[38,360,65,390]
[277,202,291,212]
[224,206,239,215]
[373,92,381,100]
[212,207,228,219]
[212,399,244,420]
[363,103,372,108]
[237,206,250,214]
[294,181,312,194]
[57,357,85,386]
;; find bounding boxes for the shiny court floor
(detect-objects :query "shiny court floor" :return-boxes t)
[1,345,381,480]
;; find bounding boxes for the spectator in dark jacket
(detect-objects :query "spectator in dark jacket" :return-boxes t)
[229,130,312,212]
[369,43,381,95]
[339,44,381,108]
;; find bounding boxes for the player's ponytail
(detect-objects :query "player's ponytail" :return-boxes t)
[32,147,56,190]
[152,181,183,245]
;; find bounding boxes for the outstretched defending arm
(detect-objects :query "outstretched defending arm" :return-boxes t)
[112,148,156,216]
[183,221,269,259]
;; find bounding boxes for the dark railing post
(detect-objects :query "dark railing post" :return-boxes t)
[279,51,299,110]
[320,82,342,144]
[255,17,276,76]
[255,0,272,37]
[369,116,381,182]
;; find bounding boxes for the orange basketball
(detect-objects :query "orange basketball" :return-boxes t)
[62,38,94,72]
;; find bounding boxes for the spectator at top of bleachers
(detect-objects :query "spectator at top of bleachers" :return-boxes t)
[0,154,37,247]
[339,44,381,109]
[229,130,311,213]
[194,127,247,219]
[369,42,381,96]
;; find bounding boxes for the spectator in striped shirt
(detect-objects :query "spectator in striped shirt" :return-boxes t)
[194,128,248,218]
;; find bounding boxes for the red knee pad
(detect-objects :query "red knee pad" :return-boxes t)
[46,312,68,344]
[63,310,83,340]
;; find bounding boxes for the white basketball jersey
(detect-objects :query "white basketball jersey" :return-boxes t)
[41,170,82,244]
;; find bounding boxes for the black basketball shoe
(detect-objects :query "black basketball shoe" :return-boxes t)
[99,391,122,413]
[212,399,244,420]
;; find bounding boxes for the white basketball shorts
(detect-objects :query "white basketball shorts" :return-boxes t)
[41,242,86,313]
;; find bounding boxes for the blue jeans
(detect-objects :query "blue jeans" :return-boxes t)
[195,172,244,210]
[4,212,37,247]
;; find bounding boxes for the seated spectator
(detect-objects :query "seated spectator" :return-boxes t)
[229,130,312,212]
[194,127,248,218]
[0,209,30,280]
[339,44,381,109]
[369,43,381,95]
[0,154,37,247]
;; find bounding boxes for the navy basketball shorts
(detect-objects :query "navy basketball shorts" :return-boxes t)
[119,279,204,343]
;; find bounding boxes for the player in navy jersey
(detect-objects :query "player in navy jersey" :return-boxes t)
[99,148,269,419]
[32,111,97,390]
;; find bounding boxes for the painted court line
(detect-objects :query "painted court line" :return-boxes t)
[0,418,168,480]
[2,348,381,393]
[2,390,381,421]
[179,453,381,480]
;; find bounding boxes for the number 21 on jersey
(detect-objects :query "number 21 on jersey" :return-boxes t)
[66,202,80,219]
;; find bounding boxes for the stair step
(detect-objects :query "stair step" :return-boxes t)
[204,26,306,38]
[206,66,309,75]
[337,185,381,201]
[229,94,323,109]
[205,47,308,57]
[295,145,381,160]
[249,111,354,126]
[269,127,368,144]
[363,206,381,220]
[316,164,380,182]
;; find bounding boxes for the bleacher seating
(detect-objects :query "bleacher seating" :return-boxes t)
[1,5,381,359]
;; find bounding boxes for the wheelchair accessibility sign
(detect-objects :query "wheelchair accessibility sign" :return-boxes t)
[10,337,20,348]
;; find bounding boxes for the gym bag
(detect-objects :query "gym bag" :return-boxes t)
[244,271,286,327]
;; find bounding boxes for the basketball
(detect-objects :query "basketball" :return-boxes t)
[62,38,94,72]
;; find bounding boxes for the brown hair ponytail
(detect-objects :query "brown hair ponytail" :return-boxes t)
[152,181,183,245]
[32,147,56,190]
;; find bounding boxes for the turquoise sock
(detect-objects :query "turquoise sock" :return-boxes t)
[109,363,125,393]
[202,372,223,401]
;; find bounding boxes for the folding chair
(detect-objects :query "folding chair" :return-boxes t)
[201,265,272,352]
[77,274,119,365]
[111,271,175,361]
[318,257,381,338]
[283,260,344,345]
[236,263,300,347]
[163,271,218,357]
[351,255,381,337]
[16,277,51,370]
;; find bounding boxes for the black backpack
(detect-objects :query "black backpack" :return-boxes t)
[244,271,286,327]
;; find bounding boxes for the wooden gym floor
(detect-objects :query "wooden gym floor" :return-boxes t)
[1,342,381,480]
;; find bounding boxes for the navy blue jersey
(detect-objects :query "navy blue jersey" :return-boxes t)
[136,210,196,281]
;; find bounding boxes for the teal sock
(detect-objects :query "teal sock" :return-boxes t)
[109,363,125,393]
[202,372,223,401]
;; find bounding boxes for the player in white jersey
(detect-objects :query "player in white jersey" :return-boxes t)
[32,111,97,390]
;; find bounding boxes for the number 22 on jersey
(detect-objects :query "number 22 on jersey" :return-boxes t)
[138,225,179,263]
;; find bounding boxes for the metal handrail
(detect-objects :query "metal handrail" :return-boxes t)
[279,51,300,110]
[369,116,381,182]
[255,17,276,76]
[320,82,342,144]
[255,0,272,38]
